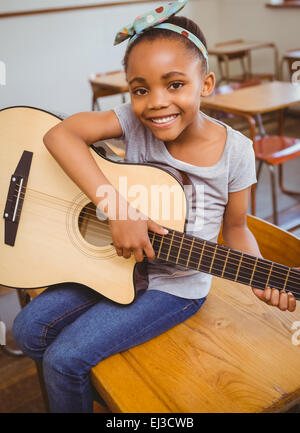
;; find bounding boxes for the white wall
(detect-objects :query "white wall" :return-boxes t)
[0,0,220,114]
[218,0,300,78]
[0,0,299,115]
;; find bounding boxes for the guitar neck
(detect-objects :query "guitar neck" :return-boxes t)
[148,229,300,300]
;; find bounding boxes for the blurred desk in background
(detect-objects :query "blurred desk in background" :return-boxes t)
[89,71,128,111]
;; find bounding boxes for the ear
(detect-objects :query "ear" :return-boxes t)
[201,72,215,97]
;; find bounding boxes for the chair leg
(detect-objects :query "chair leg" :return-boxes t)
[251,160,264,216]
[92,98,101,111]
[251,183,256,215]
[268,164,278,225]
[256,160,264,182]
[278,164,300,196]
[35,361,50,413]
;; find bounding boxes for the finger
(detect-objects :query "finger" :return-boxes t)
[132,247,145,263]
[143,240,156,261]
[270,288,280,306]
[278,291,288,311]
[263,287,272,302]
[115,247,123,256]
[288,292,297,312]
[252,287,265,300]
[148,219,168,235]
[122,248,132,259]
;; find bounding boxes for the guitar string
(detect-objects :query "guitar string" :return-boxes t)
[21,216,300,295]
[141,252,300,298]
[18,195,300,296]
[12,187,300,284]
[14,188,300,284]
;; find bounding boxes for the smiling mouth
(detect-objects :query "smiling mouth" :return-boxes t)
[149,114,180,126]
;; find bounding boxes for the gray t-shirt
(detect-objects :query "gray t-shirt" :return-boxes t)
[113,103,257,299]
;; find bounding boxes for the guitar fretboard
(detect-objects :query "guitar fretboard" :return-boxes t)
[148,229,300,299]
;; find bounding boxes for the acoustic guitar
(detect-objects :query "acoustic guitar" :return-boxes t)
[1,106,300,304]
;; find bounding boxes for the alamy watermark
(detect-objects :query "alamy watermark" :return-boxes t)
[95,177,205,232]
[291,61,300,84]
[0,60,6,86]
[291,321,300,346]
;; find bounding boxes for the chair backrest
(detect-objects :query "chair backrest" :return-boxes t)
[215,39,247,61]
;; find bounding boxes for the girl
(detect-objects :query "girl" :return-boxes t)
[13,0,297,413]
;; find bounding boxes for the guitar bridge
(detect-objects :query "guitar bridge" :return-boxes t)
[3,150,33,246]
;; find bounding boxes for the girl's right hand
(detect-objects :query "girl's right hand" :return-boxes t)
[108,201,168,263]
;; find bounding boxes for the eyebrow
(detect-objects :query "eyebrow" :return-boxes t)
[129,71,187,86]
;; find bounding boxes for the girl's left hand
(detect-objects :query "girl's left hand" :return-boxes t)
[252,267,299,312]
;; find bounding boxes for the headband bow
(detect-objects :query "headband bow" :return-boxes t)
[113,0,208,70]
[114,0,188,45]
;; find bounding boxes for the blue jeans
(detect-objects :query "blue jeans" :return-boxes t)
[12,283,206,413]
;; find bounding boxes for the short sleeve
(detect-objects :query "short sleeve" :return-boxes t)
[113,103,136,140]
[228,136,257,193]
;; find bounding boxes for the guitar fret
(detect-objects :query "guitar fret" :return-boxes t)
[234,252,243,282]
[151,232,155,246]
[176,235,184,265]
[282,268,290,292]
[197,240,206,270]
[249,257,258,286]
[265,262,273,288]
[209,245,218,274]
[221,249,230,278]
[186,238,194,267]
[157,234,164,258]
[166,231,174,262]
[147,229,300,301]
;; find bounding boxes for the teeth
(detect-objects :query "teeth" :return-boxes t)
[151,115,177,124]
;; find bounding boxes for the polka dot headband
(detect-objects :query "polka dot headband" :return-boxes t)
[114,0,209,71]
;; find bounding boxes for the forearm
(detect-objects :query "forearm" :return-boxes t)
[43,124,117,214]
[222,225,263,258]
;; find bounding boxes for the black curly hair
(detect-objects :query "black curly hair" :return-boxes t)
[122,15,207,74]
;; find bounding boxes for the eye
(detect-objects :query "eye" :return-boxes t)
[132,88,148,96]
[169,82,184,90]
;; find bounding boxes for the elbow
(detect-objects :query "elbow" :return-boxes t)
[43,124,63,150]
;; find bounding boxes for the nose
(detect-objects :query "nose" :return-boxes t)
[147,88,169,110]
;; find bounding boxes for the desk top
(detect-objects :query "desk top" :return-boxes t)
[89,71,128,92]
[208,40,275,56]
[91,277,300,413]
[202,81,300,114]
[284,49,300,60]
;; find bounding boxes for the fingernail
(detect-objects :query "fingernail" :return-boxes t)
[163,228,168,234]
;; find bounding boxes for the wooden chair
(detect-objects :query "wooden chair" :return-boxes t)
[226,109,300,226]
[89,70,128,111]
[20,215,300,413]
[280,48,300,81]
[214,40,274,85]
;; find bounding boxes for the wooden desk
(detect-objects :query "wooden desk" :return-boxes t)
[208,40,278,84]
[89,71,128,111]
[91,276,300,413]
[203,81,300,115]
[202,81,300,135]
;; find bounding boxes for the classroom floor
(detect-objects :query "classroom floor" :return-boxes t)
[0,112,300,413]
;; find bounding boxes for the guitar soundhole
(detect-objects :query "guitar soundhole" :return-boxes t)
[78,202,112,247]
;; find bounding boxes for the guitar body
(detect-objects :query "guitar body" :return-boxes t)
[0,106,186,304]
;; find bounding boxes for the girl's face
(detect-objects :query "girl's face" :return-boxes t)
[126,38,214,144]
